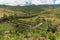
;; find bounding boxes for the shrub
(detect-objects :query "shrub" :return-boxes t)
[48,33,56,40]
[1,14,8,22]
[47,20,57,33]
[14,23,31,34]
[35,17,41,24]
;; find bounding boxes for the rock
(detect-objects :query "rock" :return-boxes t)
[4,30,11,34]
[24,33,31,38]
[24,33,31,40]
[36,36,46,40]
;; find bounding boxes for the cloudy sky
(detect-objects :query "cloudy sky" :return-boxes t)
[0,0,60,6]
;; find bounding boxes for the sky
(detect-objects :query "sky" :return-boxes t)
[0,0,60,6]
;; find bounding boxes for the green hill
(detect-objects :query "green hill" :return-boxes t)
[0,5,60,40]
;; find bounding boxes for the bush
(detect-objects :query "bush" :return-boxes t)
[35,17,41,24]
[48,33,56,40]
[1,14,8,22]
[47,20,57,33]
[14,23,31,34]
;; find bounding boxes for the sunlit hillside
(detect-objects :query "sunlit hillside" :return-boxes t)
[0,5,60,40]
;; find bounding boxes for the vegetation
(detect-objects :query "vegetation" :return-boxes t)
[0,5,60,40]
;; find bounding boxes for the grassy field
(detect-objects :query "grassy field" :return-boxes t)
[0,5,60,40]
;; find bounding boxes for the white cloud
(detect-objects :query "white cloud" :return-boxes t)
[0,0,59,6]
[31,0,53,5]
[55,0,60,4]
[0,0,4,4]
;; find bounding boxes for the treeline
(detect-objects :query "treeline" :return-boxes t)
[0,5,60,13]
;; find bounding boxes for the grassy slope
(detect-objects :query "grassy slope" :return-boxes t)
[0,5,60,40]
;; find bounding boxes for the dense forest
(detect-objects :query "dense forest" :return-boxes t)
[0,5,60,40]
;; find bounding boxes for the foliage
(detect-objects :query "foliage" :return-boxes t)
[0,5,60,40]
[48,33,56,40]
[47,20,57,33]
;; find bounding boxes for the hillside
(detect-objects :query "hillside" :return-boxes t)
[0,5,60,40]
